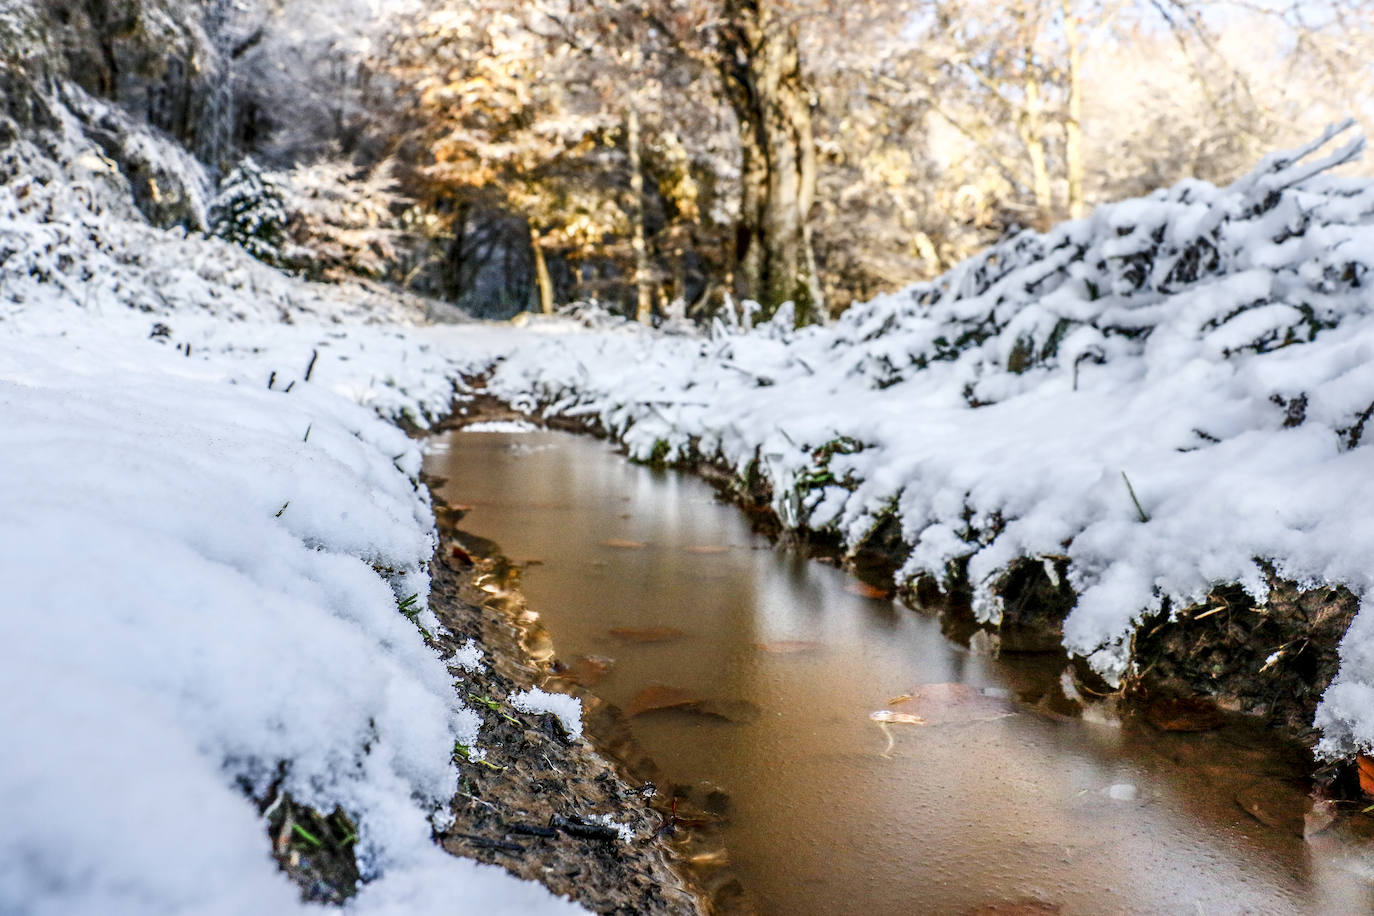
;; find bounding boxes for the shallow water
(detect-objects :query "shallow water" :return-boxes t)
[426,429,1374,916]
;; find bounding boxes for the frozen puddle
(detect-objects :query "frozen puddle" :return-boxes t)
[427,429,1374,916]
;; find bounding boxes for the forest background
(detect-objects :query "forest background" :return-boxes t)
[34,0,1374,325]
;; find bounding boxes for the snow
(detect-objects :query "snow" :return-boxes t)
[0,96,583,914]
[452,638,487,673]
[6,77,1374,915]
[462,419,540,433]
[508,688,585,741]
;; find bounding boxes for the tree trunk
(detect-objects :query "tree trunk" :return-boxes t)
[529,222,553,315]
[1061,0,1086,220]
[717,0,824,325]
[626,105,654,325]
[1020,72,1053,229]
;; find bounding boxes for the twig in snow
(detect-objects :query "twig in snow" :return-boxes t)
[303,424,311,442]
[304,349,318,382]
[1121,472,1149,523]
[267,370,276,389]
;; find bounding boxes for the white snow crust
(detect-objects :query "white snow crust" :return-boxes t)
[508,688,585,741]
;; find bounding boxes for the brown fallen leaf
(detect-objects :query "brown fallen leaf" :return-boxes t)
[887,694,914,705]
[603,538,647,549]
[1235,779,1308,837]
[697,698,762,724]
[449,544,474,565]
[845,581,892,600]
[624,687,760,723]
[751,640,820,655]
[556,655,614,687]
[683,545,729,555]
[1144,697,1225,732]
[1359,756,1374,798]
[609,626,686,643]
[626,686,704,718]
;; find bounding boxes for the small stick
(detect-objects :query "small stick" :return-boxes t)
[304,349,319,382]
[1121,471,1149,523]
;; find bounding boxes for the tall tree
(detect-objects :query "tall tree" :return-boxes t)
[713,0,824,323]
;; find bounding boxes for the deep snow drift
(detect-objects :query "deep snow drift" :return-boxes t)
[4,93,1374,913]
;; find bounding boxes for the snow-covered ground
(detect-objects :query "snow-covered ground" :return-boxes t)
[0,132,585,911]
[4,96,1374,912]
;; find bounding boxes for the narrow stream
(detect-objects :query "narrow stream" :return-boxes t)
[426,428,1374,915]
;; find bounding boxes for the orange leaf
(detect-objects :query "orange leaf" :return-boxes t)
[845,582,892,600]
[1358,756,1374,797]
[602,538,647,549]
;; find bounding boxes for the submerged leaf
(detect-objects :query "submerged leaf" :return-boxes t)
[603,538,647,549]
[609,626,686,643]
[1144,697,1224,732]
[626,686,703,717]
[624,687,760,723]
[845,582,892,600]
[557,654,614,686]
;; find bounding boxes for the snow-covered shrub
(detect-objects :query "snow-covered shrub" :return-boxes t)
[272,158,414,281]
[210,158,290,266]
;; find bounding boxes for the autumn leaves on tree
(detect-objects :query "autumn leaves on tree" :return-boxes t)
[364,0,1373,323]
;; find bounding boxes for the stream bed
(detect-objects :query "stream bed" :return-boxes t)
[425,427,1374,915]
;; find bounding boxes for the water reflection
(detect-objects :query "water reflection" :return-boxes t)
[425,430,1374,916]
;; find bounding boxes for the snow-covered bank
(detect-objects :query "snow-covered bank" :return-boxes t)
[466,124,1374,760]
[0,133,588,912]
[0,337,584,915]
